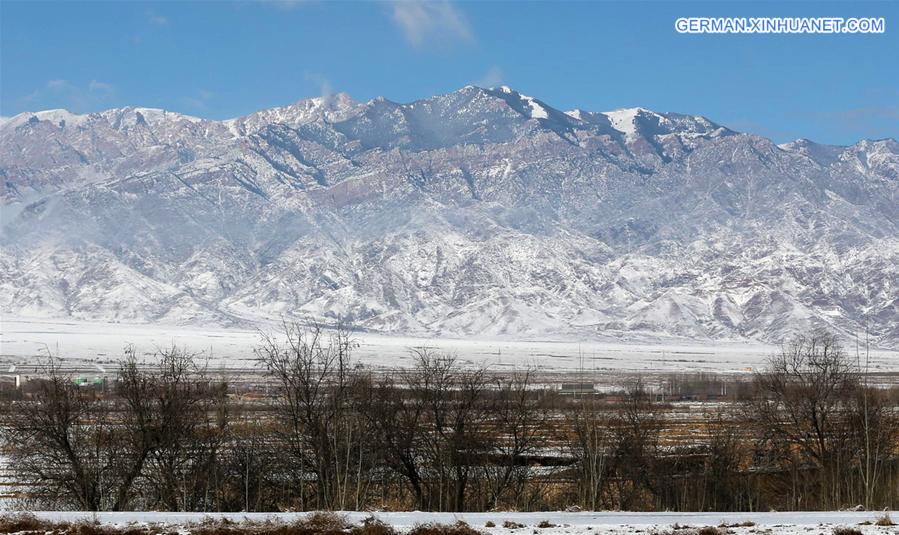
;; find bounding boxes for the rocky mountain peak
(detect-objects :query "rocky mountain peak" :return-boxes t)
[1,88,896,347]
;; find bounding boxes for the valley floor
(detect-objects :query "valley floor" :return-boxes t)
[4,316,899,372]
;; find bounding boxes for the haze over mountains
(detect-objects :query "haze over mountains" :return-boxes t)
[1,86,897,347]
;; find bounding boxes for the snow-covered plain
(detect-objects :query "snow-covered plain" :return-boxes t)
[16,510,899,534]
[3,316,899,376]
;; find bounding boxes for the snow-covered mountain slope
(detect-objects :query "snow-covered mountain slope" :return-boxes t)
[1,86,897,347]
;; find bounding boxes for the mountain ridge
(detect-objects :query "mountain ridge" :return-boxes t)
[4,85,894,148]
[2,86,897,348]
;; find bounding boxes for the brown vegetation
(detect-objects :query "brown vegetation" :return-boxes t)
[0,512,484,535]
[1,326,898,513]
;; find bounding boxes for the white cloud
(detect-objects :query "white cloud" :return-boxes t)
[89,80,115,93]
[16,79,116,112]
[148,13,168,25]
[474,66,504,88]
[257,0,309,10]
[305,72,333,100]
[183,89,215,110]
[390,0,473,47]
[47,79,70,91]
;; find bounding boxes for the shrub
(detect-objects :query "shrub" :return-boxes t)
[832,527,863,535]
[354,516,398,535]
[536,521,556,529]
[485,521,496,528]
[0,513,44,533]
[408,521,483,535]
[718,521,755,528]
[503,520,526,529]
[875,513,896,526]
[0,514,169,535]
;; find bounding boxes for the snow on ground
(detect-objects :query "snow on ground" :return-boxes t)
[3,316,899,375]
[0,316,772,373]
[16,511,899,534]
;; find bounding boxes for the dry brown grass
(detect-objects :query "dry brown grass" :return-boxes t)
[695,527,727,535]
[832,527,863,535]
[717,520,755,528]
[874,512,895,526]
[352,516,398,535]
[0,512,44,533]
[407,520,482,535]
[0,513,172,535]
[0,512,387,535]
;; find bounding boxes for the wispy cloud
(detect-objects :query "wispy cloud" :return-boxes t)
[255,0,309,11]
[304,72,333,101]
[720,118,794,142]
[390,0,473,48]
[89,80,115,93]
[822,106,899,127]
[474,66,503,88]
[47,79,69,91]
[148,13,169,26]
[727,104,899,144]
[182,89,215,111]
[799,105,899,141]
[17,79,116,112]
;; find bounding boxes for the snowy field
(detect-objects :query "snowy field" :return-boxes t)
[3,316,899,376]
[15,510,899,534]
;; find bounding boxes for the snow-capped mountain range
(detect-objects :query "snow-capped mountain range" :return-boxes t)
[1,86,897,347]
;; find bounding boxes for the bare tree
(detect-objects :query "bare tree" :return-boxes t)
[608,380,661,510]
[2,356,122,510]
[848,384,899,509]
[364,350,491,511]
[359,370,428,508]
[569,395,611,510]
[6,327,897,513]
[408,349,489,511]
[749,330,857,509]
[255,320,371,510]
[700,408,750,511]
[480,370,552,510]
[144,348,226,510]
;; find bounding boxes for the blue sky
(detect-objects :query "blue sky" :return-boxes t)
[1,0,896,145]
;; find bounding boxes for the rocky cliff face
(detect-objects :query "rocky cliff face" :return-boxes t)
[2,86,896,346]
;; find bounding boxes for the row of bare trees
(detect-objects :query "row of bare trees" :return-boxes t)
[749,331,899,510]
[1,327,897,512]
[254,323,554,512]
[0,347,227,511]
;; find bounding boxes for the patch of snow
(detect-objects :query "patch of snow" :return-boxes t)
[19,510,899,535]
[8,316,898,375]
[603,107,647,138]
[523,96,548,119]
[1,109,90,130]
